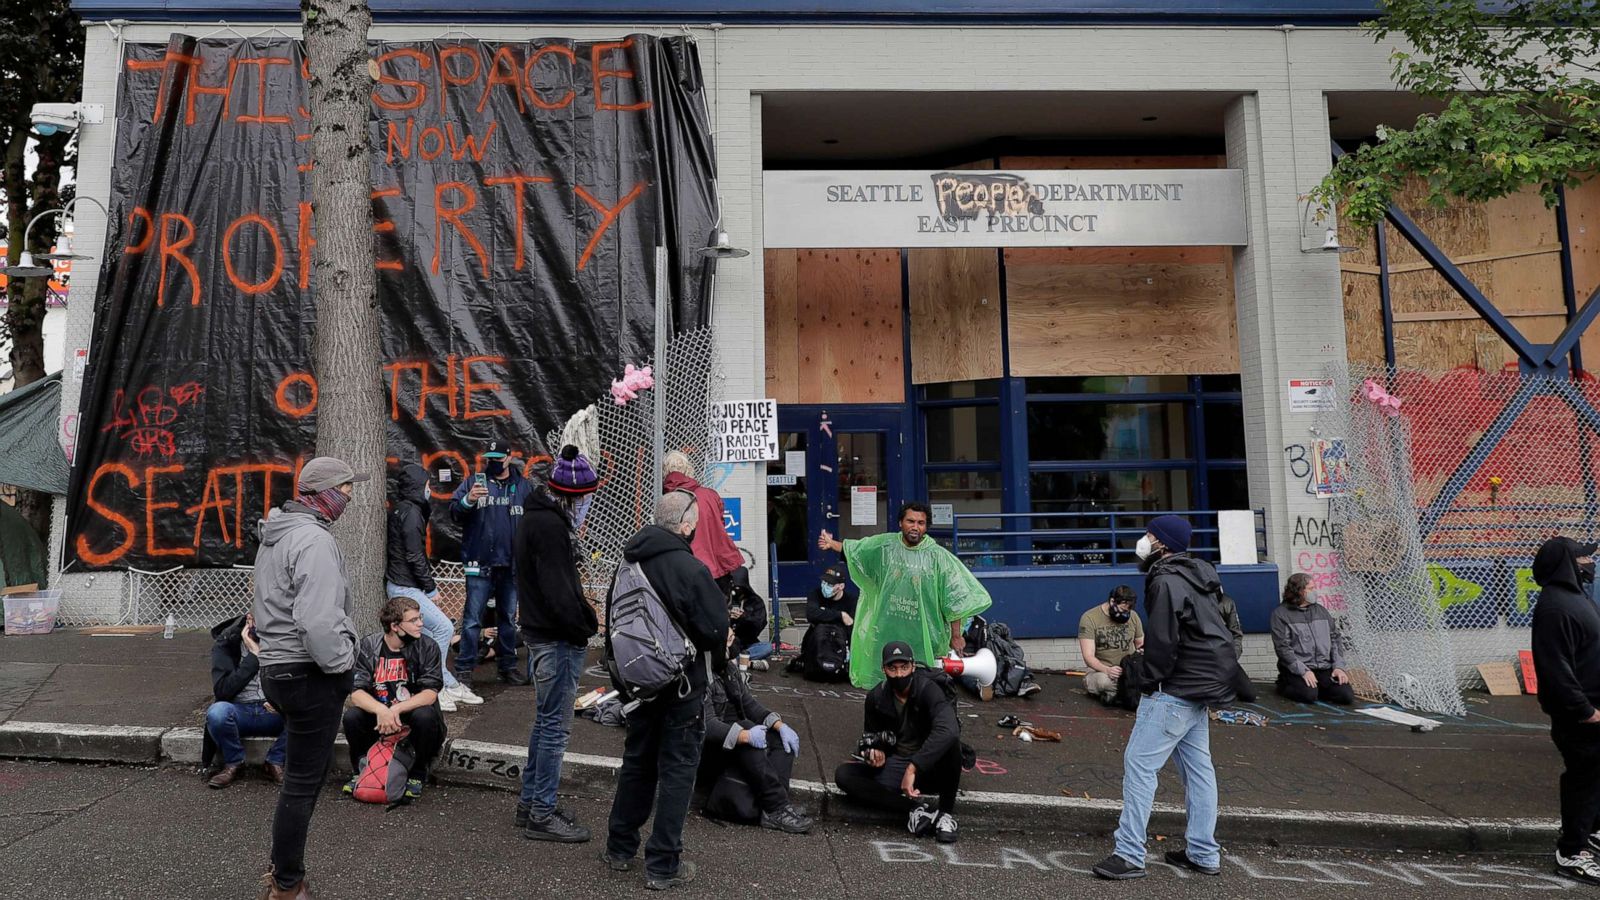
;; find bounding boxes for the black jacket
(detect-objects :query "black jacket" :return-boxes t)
[515,486,598,647]
[703,664,780,750]
[1531,537,1600,727]
[203,614,264,770]
[1141,554,1240,706]
[385,464,436,593]
[806,583,859,626]
[352,632,445,704]
[862,668,960,772]
[621,525,731,692]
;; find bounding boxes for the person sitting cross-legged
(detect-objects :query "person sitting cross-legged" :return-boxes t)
[341,597,447,802]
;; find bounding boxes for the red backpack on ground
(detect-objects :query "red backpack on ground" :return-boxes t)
[352,728,415,805]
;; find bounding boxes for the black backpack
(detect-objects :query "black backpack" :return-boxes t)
[802,622,850,682]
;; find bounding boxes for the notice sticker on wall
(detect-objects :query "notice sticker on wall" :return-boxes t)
[1288,378,1335,414]
[850,485,878,526]
[931,503,954,526]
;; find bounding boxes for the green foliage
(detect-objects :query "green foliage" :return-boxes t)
[1312,0,1600,228]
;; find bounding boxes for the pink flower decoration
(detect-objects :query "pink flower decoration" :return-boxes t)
[609,363,656,406]
[1360,379,1403,418]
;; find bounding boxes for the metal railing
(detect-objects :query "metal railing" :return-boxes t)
[949,508,1266,568]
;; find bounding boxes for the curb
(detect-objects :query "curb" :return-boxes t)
[0,720,1556,854]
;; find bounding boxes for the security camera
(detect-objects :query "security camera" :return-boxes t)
[30,103,103,136]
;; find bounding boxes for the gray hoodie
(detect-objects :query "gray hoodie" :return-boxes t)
[251,501,357,672]
[1269,601,1346,676]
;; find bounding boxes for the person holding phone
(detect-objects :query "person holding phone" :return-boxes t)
[449,440,532,687]
[201,611,287,788]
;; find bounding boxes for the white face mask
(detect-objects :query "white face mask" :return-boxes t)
[1135,535,1155,560]
[572,493,595,528]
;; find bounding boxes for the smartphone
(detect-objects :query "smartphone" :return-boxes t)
[474,473,488,491]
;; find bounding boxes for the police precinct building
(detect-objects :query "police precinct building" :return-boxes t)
[47,0,1600,673]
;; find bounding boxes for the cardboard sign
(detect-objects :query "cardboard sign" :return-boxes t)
[1519,650,1539,694]
[708,399,779,463]
[1477,661,1522,696]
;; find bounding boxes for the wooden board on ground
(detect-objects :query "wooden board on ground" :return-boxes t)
[76,625,164,635]
[1,583,40,595]
[1476,661,1523,696]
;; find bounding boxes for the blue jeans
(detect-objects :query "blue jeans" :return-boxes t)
[205,699,286,767]
[519,640,587,817]
[1113,691,1219,869]
[457,567,517,678]
[386,582,460,690]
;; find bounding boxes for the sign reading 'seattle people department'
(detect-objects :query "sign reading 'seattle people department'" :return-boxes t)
[763,169,1247,248]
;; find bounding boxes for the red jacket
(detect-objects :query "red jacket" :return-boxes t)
[663,471,744,580]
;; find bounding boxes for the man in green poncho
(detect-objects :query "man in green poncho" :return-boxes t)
[818,502,993,689]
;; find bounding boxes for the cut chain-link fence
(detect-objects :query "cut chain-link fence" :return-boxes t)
[63,329,720,632]
[1320,362,1600,712]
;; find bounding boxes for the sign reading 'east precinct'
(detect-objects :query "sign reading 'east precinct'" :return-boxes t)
[708,399,779,463]
[763,169,1247,248]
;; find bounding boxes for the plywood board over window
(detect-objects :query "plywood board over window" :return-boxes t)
[908,248,1003,384]
[764,248,903,404]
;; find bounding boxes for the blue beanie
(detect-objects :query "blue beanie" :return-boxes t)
[1147,515,1192,553]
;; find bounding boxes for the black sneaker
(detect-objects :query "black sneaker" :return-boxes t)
[1092,854,1147,880]
[524,812,592,843]
[760,806,814,835]
[1556,850,1600,886]
[1017,680,1042,698]
[645,860,697,890]
[1164,848,1221,876]
[499,668,531,686]
[600,849,634,872]
[513,802,531,829]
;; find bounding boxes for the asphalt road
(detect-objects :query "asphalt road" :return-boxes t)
[0,759,1580,899]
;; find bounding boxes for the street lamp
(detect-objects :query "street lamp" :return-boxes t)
[6,197,109,280]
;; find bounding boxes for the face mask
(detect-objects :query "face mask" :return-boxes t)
[420,486,430,503]
[820,582,837,598]
[885,673,913,695]
[683,527,696,544]
[486,459,506,478]
[1582,561,1596,585]
[299,486,351,522]
[1109,606,1131,623]
[572,494,594,528]
[1134,536,1155,560]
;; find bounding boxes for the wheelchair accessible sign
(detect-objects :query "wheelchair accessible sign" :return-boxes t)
[723,498,742,542]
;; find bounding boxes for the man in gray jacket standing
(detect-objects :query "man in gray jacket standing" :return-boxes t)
[253,457,364,900]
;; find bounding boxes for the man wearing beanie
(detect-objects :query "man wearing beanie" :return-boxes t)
[512,446,600,843]
[252,456,365,899]
[1094,514,1239,882]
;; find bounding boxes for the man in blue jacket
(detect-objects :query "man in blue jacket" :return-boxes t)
[450,440,531,686]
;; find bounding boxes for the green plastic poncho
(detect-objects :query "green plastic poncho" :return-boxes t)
[843,532,993,688]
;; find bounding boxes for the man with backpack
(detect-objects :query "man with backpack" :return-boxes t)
[796,565,857,682]
[513,447,600,843]
[341,596,446,803]
[833,641,967,844]
[604,490,730,890]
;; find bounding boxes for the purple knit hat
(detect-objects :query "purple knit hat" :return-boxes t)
[550,444,600,495]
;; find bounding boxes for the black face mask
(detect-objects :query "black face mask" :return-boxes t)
[1109,606,1131,623]
[885,673,913,695]
[486,459,506,478]
[1581,561,1596,585]
[683,528,696,545]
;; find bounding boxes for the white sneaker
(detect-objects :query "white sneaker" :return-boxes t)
[438,693,458,712]
[1555,850,1600,887]
[447,684,484,705]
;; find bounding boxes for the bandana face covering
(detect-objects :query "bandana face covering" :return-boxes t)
[298,486,351,522]
[572,493,595,529]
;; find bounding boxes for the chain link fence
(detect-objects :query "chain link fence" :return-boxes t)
[1319,362,1600,713]
[58,328,721,632]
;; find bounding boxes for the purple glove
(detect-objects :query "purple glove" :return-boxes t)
[777,723,800,754]
[745,725,768,749]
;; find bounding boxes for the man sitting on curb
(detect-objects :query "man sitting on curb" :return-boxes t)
[1078,586,1144,708]
[701,631,813,834]
[833,641,966,844]
[203,612,286,788]
[342,597,447,802]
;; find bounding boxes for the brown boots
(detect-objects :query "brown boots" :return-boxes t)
[258,873,313,899]
[207,764,242,789]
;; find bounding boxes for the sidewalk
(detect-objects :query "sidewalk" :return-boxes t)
[0,629,1563,853]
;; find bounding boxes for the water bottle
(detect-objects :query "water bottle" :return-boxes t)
[163,613,176,639]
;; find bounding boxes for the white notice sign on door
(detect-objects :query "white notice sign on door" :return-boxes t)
[850,486,878,526]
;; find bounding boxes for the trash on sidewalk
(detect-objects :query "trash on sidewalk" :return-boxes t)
[575,686,613,711]
[1356,706,1442,732]
[1210,709,1269,726]
[1012,724,1061,742]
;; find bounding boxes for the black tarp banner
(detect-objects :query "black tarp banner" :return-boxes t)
[65,34,717,570]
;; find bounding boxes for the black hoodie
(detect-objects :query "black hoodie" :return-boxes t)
[1141,554,1240,706]
[1530,537,1600,727]
[514,485,599,647]
[385,464,436,593]
[618,524,731,692]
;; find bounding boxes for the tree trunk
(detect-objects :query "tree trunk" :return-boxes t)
[303,0,385,627]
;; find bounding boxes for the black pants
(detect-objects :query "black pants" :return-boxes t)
[341,704,445,779]
[834,744,962,816]
[1552,722,1600,857]
[260,663,351,891]
[1276,669,1355,705]
[700,734,795,817]
[606,687,705,880]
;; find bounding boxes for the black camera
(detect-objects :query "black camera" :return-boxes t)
[853,730,898,763]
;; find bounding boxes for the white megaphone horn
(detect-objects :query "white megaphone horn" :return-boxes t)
[942,648,997,687]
